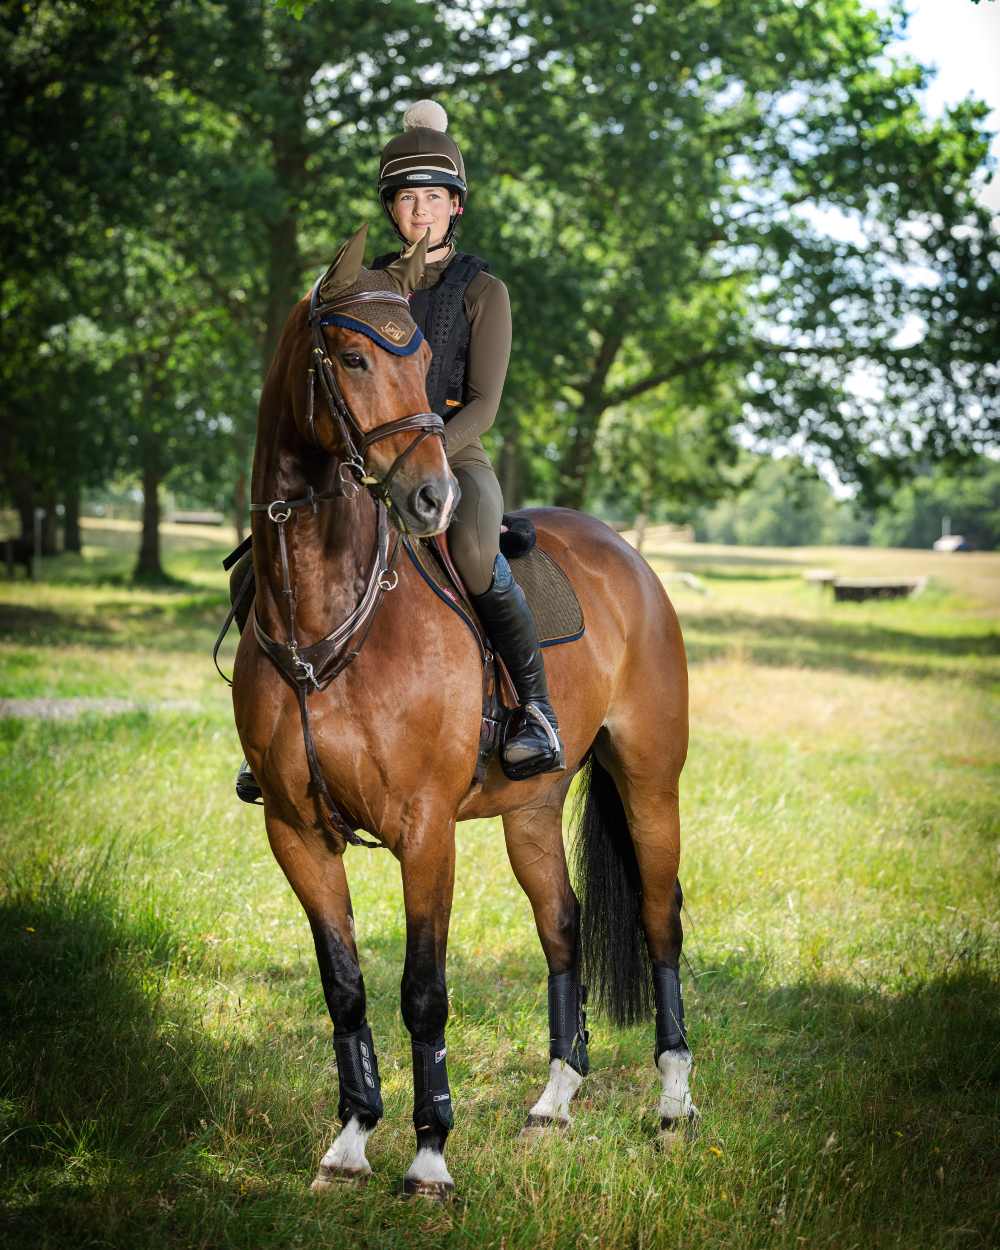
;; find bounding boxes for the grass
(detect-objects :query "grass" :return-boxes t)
[1,520,998,1248]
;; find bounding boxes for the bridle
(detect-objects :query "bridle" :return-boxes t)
[245,276,449,848]
[304,276,444,510]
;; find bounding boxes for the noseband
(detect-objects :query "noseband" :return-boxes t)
[305,276,445,510]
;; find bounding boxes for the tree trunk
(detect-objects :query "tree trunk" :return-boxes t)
[233,466,247,544]
[261,96,308,377]
[633,511,648,555]
[41,490,59,555]
[12,476,34,543]
[554,400,604,510]
[135,452,164,580]
[499,437,521,511]
[553,321,626,511]
[64,483,82,553]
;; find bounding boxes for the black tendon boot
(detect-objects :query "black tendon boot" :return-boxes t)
[333,1022,385,1128]
[548,970,590,1075]
[471,554,565,781]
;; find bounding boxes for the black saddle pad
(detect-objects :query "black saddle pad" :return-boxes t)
[407,539,584,647]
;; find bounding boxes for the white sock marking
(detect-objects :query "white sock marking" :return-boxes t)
[658,1048,695,1122]
[405,1146,454,1185]
[319,1116,372,1174]
[528,1058,584,1123]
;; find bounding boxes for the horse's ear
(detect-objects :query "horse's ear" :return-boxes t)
[383,228,429,297]
[318,223,369,300]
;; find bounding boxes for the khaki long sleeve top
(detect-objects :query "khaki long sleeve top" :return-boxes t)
[413,251,512,457]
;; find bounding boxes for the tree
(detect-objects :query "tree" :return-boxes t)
[695,455,845,548]
[456,0,999,508]
[870,456,1000,550]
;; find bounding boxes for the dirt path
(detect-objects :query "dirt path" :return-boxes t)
[0,697,199,720]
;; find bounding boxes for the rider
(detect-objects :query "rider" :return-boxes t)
[236,100,563,803]
[373,100,563,781]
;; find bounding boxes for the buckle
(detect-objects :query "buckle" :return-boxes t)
[267,499,292,523]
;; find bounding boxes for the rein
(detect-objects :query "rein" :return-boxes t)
[244,278,446,849]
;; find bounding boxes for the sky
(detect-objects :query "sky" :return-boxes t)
[884,0,1000,210]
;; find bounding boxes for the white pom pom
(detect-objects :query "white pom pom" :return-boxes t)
[404,99,448,133]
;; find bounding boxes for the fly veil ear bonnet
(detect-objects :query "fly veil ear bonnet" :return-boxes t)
[377,100,467,254]
[316,223,429,356]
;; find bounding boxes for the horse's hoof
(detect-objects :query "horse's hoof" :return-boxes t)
[519,1113,569,1140]
[310,1163,371,1191]
[401,1176,455,1202]
[658,1108,699,1148]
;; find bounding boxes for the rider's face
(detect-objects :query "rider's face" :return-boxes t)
[391,187,457,248]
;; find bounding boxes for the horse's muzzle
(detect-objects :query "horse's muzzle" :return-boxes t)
[397,472,460,537]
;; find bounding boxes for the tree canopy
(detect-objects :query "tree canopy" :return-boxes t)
[2,0,997,570]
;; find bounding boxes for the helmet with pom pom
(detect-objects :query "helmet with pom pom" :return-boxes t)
[378,100,467,252]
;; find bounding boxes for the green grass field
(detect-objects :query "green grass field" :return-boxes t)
[1,520,997,1249]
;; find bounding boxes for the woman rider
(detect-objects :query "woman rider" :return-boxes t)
[373,99,563,781]
[236,100,562,803]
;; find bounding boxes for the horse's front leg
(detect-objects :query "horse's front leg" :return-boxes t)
[265,813,384,1188]
[398,822,457,1200]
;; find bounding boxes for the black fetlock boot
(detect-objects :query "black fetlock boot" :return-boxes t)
[236,758,262,804]
[471,554,565,781]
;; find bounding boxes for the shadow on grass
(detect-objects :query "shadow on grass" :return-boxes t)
[0,855,315,1248]
[3,852,998,1248]
[0,592,229,651]
[683,609,1000,683]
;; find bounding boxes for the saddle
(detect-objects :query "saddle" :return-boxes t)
[218,514,584,785]
[402,513,584,782]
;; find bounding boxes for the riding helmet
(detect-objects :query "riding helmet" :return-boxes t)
[378,100,466,250]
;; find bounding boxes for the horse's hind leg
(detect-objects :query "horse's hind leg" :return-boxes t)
[265,814,384,1188]
[502,788,589,1136]
[596,716,697,1139]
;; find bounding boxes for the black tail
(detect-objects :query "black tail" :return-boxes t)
[571,754,652,1026]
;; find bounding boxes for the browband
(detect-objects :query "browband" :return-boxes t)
[319,313,424,357]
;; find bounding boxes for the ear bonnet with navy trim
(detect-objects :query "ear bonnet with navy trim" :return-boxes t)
[318,272,423,356]
[315,224,427,355]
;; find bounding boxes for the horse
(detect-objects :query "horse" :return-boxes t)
[231,224,694,1200]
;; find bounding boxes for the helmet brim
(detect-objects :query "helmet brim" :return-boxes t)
[379,171,467,204]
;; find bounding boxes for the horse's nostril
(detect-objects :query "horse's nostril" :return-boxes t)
[414,483,443,519]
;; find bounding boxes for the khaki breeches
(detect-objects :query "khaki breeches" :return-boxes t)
[447,440,503,595]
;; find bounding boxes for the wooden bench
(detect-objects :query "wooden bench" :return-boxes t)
[831,578,927,602]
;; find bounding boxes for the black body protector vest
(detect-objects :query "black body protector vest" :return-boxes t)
[373,251,488,421]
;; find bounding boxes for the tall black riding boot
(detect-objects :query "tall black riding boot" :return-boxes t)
[471,554,565,781]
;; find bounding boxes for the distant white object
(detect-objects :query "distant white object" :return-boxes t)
[803,568,836,587]
[663,572,707,594]
[933,534,968,552]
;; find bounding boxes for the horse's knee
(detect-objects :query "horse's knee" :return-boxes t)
[401,964,448,1043]
[310,920,366,1031]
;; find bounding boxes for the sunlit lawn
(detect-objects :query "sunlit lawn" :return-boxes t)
[1,520,997,1248]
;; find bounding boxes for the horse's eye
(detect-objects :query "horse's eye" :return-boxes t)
[340,352,366,370]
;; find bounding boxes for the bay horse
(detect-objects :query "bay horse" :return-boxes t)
[231,224,693,1200]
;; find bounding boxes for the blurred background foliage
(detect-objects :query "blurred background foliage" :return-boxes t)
[2,0,998,576]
